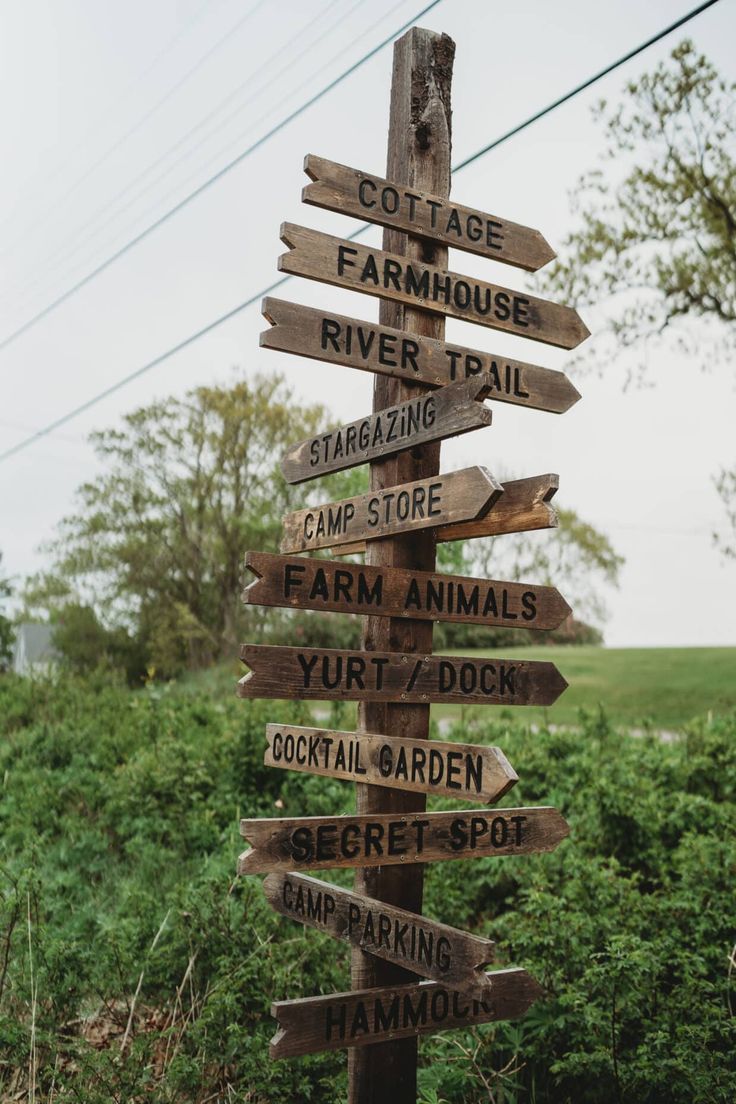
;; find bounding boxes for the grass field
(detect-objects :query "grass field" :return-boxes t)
[181,645,736,730]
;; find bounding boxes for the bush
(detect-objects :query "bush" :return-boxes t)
[0,673,733,1102]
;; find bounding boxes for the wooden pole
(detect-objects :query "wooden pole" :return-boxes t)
[348,27,454,1104]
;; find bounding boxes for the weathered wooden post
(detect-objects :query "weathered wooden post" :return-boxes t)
[348,29,454,1104]
[237,22,587,1104]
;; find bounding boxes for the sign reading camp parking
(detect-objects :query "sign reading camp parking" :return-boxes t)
[278,224,590,349]
[243,551,572,631]
[264,873,495,1000]
[238,645,567,706]
[280,465,501,554]
[269,967,544,1058]
[238,806,570,874]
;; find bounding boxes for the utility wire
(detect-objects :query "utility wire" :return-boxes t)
[0,0,269,263]
[0,0,443,355]
[13,0,369,311]
[453,0,722,171]
[0,0,722,466]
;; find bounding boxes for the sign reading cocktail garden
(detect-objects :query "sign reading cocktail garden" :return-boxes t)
[235,26,586,1104]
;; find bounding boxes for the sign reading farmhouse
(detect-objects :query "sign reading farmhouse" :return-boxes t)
[243,551,571,631]
[281,375,493,484]
[263,724,518,803]
[270,967,544,1059]
[280,466,501,554]
[303,154,556,270]
[238,645,567,706]
[278,224,590,349]
[264,873,495,1000]
[239,806,569,874]
[261,299,581,414]
[331,473,560,556]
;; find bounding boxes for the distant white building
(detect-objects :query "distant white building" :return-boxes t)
[12,623,59,676]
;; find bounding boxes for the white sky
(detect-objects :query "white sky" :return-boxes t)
[0,0,734,647]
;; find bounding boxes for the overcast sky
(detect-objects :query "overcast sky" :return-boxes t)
[0,0,734,647]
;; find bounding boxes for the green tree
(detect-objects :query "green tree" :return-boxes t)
[0,552,13,669]
[25,374,328,676]
[544,40,735,551]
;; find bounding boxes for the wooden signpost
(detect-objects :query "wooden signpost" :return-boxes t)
[278,223,590,349]
[234,25,588,1103]
[243,551,572,630]
[261,298,581,413]
[262,724,518,803]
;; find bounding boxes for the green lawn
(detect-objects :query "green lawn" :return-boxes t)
[180,645,736,730]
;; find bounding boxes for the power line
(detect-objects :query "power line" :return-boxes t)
[0,0,270,264]
[13,0,382,313]
[0,0,723,466]
[0,0,442,355]
[453,0,722,171]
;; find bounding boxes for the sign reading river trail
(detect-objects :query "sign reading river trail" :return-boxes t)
[233,26,589,1104]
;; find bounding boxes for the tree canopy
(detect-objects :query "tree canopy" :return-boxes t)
[24,374,328,675]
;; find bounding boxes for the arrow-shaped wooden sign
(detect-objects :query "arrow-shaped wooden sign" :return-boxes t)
[269,967,544,1058]
[302,154,556,270]
[263,872,495,1000]
[330,473,559,556]
[279,465,501,554]
[261,299,581,414]
[263,724,518,803]
[243,551,572,631]
[238,806,569,875]
[278,224,590,349]
[281,374,493,484]
[237,645,567,706]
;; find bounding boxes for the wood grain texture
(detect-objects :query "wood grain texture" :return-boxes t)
[350,29,450,1102]
[263,724,518,803]
[281,375,493,484]
[302,154,556,271]
[263,872,495,1000]
[261,298,582,414]
[278,223,590,349]
[279,466,502,554]
[238,806,570,875]
[237,645,568,706]
[270,967,544,1058]
[243,551,572,631]
[330,473,560,556]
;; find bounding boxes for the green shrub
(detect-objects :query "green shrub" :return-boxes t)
[0,672,733,1102]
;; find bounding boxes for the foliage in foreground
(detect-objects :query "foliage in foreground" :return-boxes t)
[0,672,734,1102]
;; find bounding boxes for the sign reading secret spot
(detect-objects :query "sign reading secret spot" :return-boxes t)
[238,644,568,706]
[264,872,495,1000]
[243,551,572,630]
[234,25,587,1091]
[239,806,570,874]
[263,724,518,803]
